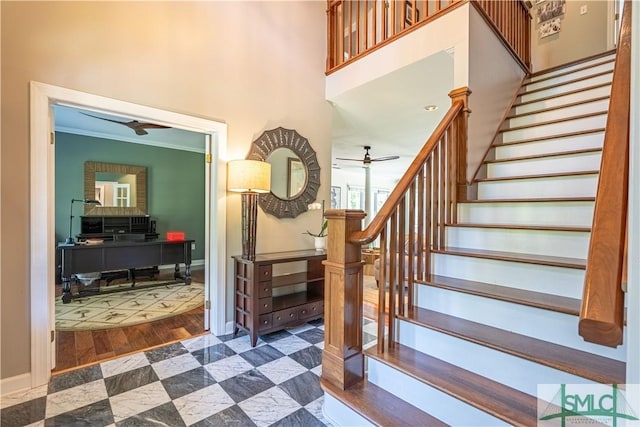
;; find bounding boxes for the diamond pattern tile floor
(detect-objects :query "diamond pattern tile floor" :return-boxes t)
[0,319,379,426]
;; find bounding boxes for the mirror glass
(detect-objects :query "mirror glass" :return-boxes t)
[266,148,307,200]
[248,127,320,219]
[84,161,147,215]
[95,172,137,207]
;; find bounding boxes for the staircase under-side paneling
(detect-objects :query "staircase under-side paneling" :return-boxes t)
[323,52,627,426]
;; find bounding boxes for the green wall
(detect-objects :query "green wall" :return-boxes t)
[55,132,206,260]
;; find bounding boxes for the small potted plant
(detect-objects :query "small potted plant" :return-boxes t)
[305,201,327,250]
[304,220,328,250]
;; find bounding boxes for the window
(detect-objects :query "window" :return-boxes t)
[347,186,365,210]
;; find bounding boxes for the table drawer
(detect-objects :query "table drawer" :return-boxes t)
[258,282,272,298]
[257,265,272,281]
[273,307,298,327]
[258,314,272,331]
[258,297,272,314]
[299,301,323,320]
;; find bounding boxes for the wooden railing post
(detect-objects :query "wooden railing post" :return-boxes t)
[321,209,367,390]
[448,87,471,202]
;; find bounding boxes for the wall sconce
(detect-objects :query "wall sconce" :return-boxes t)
[228,159,271,260]
[64,198,101,245]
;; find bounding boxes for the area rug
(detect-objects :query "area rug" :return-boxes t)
[55,281,204,331]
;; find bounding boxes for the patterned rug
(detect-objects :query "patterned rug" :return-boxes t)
[55,281,204,331]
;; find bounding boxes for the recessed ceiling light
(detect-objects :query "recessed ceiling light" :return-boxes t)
[424,105,438,111]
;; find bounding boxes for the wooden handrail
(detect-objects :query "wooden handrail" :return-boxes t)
[321,87,471,389]
[579,0,631,348]
[326,0,530,74]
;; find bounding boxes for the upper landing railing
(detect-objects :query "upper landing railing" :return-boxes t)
[326,0,531,74]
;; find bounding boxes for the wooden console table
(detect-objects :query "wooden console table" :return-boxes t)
[233,249,326,347]
[58,239,193,303]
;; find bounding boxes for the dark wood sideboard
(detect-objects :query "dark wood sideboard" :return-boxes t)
[58,239,193,303]
[233,250,326,347]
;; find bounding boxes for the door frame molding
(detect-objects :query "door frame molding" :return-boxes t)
[30,81,228,387]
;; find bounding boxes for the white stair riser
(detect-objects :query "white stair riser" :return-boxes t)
[515,85,611,115]
[523,62,615,92]
[508,99,609,128]
[526,56,615,84]
[367,358,507,426]
[397,322,619,397]
[414,286,626,361]
[494,132,604,159]
[477,175,598,199]
[445,227,590,258]
[458,201,595,227]
[432,253,584,298]
[322,394,375,427]
[520,74,612,103]
[502,115,607,143]
[487,152,602,178]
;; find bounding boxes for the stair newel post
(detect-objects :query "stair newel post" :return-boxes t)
[448,87,472,205]
[321,209,367,390]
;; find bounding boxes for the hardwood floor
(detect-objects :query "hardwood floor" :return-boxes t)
[54,267,207,373]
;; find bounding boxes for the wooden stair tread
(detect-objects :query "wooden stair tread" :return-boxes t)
[493,128,605,147]
[476,169,599,183]
[418,273,581,315]
[524,61,614,87]
[447,223,590,233]
[506,96,610,120]
[485,147,602,165]
[320,377,447,427]
[517,70,612,98]
[432,246,586,269]
[526,53,615,82]
[499,110,607,133]
[400,306,626,384]
[513,82,611,109]
[460,197,595,204]
[365,343,539,426]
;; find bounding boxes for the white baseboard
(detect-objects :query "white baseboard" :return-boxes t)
[0,373,32,398]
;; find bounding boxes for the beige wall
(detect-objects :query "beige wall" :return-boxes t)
[1,1,331,379]
[530,0,610,72]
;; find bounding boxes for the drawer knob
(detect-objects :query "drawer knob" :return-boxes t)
[263,320,268,324]
[301,310,307,315]
[289,313,294,318]
[264,303,268,307]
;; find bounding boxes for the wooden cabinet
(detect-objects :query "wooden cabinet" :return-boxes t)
[233,250,326,346]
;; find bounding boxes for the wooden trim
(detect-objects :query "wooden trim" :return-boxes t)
[579,0,631,348]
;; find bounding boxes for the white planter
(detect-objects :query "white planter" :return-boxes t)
[314,236,327,251]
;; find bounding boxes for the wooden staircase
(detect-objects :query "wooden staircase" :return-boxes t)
[323,52,628,426]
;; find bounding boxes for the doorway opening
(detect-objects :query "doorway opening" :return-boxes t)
[30,82,227,386]
[52,105,211,371]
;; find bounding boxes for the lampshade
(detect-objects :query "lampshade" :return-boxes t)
[228,160,271,193]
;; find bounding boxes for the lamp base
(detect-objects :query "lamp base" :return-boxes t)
[241,192,258,261]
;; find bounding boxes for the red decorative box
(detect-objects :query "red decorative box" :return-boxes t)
[166,231,185,241]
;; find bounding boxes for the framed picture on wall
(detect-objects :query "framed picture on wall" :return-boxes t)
[405,0,419,26]
[331,186,341,209]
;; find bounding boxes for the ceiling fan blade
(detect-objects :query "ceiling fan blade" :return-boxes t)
[335,157,363,162]
[371,155,400,162]
[81,112,170,136]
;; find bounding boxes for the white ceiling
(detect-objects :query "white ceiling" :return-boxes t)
[54,105,206,153]
[54,50,453,182]
[329,50,454,183]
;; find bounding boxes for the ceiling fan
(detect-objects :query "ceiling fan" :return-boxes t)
[81,112,170,136]
[336,145,400,166]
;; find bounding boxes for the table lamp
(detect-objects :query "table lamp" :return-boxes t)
[65,198,101,244]
[228,160,271,260]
